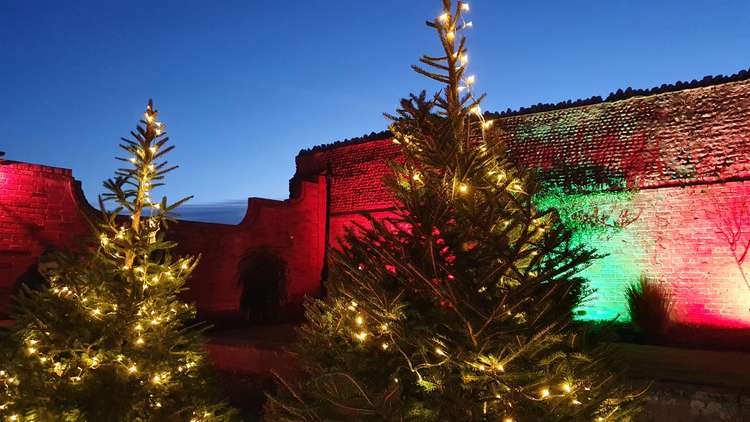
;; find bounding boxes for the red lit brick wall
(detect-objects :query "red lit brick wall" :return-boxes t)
[171,176,327,317]
[0,161,92,314]
[295,79,750,327]
[0,159,326,318]
[4,78,750,327]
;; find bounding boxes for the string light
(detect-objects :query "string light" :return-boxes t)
[460,54,468,66]
[540,388,550,398]
[381,342,389,350]
[438,12,449,23]
[466,75,476,85]
[458,183,469,194]
[354,331,368,341]
[355,315,364,325]
[562,382,572,393]
[461,2,470,11]
[446,30,455,41]
[128,365,137,374]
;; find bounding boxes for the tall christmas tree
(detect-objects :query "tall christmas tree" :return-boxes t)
[264,1,640,420]
[0,101,237,421]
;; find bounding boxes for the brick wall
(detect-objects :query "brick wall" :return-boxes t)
[4,77,750,327]
[0,161,91,314]
[171,176,327,317]
[295,79,750,328]
[0,160,327,318]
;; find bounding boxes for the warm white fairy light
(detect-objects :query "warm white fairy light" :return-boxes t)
[354,331,368,341]
[438,12,449,23]
[461,2,470,11]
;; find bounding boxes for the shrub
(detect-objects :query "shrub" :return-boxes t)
[626,275,673,341]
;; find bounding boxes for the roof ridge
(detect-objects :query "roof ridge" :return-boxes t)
[298,66,750,156]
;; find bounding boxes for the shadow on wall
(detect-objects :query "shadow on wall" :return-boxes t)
[237,247,288,323]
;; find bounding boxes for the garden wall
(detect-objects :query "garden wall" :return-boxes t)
[4,72,750,327]
[0,159,326,317]
[0,161,92,314]
[295,76,750,328]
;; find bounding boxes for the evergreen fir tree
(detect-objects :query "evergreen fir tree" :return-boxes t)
[0,101,238,421]
[264,1,641,420]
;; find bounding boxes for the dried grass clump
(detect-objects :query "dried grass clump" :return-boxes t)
[626,275,673,341]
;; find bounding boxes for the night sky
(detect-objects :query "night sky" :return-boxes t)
[2,0,749,223]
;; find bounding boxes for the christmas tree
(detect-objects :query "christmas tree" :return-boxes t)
[0,101,238,421]
[264,1,641,420]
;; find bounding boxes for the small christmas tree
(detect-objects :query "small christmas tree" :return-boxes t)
[0,101,238,421]
[264,1,641,420]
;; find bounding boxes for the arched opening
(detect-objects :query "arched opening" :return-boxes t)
[237,247,287,323]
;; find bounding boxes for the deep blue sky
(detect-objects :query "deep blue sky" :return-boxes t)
[2,1,749,222]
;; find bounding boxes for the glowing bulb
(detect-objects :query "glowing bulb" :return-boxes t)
[540,388,550,398]
[149,146,157,154]
[464,21,473,28]
[466,75,476,85]
[435,347,446,356]
[145,113,154,123]
[136,337,145,345]
[446,30,455,41]
[381,342,389,350]
[438,12,449,23]
[355,315,363,326]
[129,157,136,163]
[128,365,137,373]
[152,374,162,384]
[412,172,422,181]
[29,340,38,345]
[571,399,582,405]
[458,183,469,194]
[562,383,571,393]
[181,263,188,270]
[27,347,37,354]
[92,308,101,316]
[461,3,470,11]
[354,331,368,341]
[460,54,468,66]
[495,364,504,372]
[503,418,513,422]
[469,105,481,115]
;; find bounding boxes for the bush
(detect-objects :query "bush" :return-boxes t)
[626,275,673,341]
